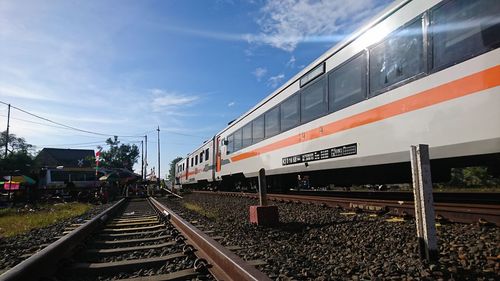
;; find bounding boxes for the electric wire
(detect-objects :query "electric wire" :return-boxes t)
[0,100,145,138]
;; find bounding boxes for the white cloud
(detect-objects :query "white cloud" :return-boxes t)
[228,101,236,107]
[150,89,199,112]
[253,67,268,81]
[286,55,296,68]
[0,84,59,102]
[148,0,389,53]
[253,0,388,52]
[267,73,285,88]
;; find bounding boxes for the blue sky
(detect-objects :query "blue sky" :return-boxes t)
[0,0,391,178]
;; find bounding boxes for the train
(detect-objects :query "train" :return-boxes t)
[175,0,500,191]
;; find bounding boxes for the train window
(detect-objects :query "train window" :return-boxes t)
[200,152,203,163]
[233,129,242,152]
[280,93,300,132]
[329,52,367,112]
[191,157,194,167]
[252,116,264,143]
[369,18,424,96]
[242,123,252,148]
[431,0,500,71]
[265,106,280,138]
[205,148,209,161]
[226,134,234,155]
[301,77,327,123]
[195,155,198,165]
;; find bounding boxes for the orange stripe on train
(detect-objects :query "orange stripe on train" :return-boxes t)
[230,65,500,163]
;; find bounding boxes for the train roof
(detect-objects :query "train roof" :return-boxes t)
[184,138,213,158]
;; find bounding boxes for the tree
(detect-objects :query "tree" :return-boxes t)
[0,131,35,173]
[97,136,139,171]
[168,157,183,183]
[449,167,500,187]
[1,131,34,155]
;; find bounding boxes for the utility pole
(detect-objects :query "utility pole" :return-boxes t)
[4,104,10,158]
[144,135,148,181]
[141,140,144,180]
[157,126,160,187]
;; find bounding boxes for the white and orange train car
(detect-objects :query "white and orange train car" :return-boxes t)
[176,0,500,190]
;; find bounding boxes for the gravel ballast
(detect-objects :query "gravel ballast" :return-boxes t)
[157,193,499,280]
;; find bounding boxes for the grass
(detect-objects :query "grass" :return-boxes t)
[0,203,92,238]
[183,202,218,219]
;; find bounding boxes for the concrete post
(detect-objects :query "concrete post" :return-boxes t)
[410,144,438,262]
[258,168,268,206]
[249,168,278,225]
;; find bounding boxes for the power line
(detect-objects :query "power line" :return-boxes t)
[0,100,146,138]
[0,114,73,130]
[34,139,143,149]
[33,141,106,147]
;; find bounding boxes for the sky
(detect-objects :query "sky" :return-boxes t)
[0,0,392,178]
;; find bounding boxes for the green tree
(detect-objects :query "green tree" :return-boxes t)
[97,136,139,171]
[449,167,500,187]
[0,131,35,173]
[168,157,183,183]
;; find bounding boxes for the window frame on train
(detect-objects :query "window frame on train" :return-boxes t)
[430,0,500,72]
[280,93,300,132]
[233,129,243,152]
[242,123,252,148]
[252,115,265,144]
[227,134,234,155]
[328,51,368,113]
[300,76,328,124]
[369,15,426,97]
[264,106,280,138]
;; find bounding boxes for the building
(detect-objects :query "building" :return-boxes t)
[36,148,94,168]
[36,148,98,188]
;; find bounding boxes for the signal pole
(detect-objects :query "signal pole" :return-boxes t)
[141,140,144,180]
[157,126,160,187]
[144,135,148,181]
[4,104,10,158]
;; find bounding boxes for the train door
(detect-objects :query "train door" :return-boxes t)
[216,136,221,173]
[211,137,216,182]
[185,158,189,180]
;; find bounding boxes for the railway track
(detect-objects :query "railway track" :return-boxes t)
[0,197,270,281]
[195,191,500,226]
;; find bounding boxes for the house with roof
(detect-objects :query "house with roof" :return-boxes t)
[36,148,95,168]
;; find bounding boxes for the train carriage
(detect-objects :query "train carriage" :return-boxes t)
[177,0,500,190]
[177,139,215,187]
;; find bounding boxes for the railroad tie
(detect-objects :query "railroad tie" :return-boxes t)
[97,229,166,238]
[114,268,198,281]
[68,252,185,274]
[84,241,177,255]
[92,235,171,247]
[101,224,165,233]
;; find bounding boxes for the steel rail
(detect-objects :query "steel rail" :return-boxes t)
[149,197,271,281]
[161,187,183,199]
[195,191,500,226]
[0,198,126,281]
